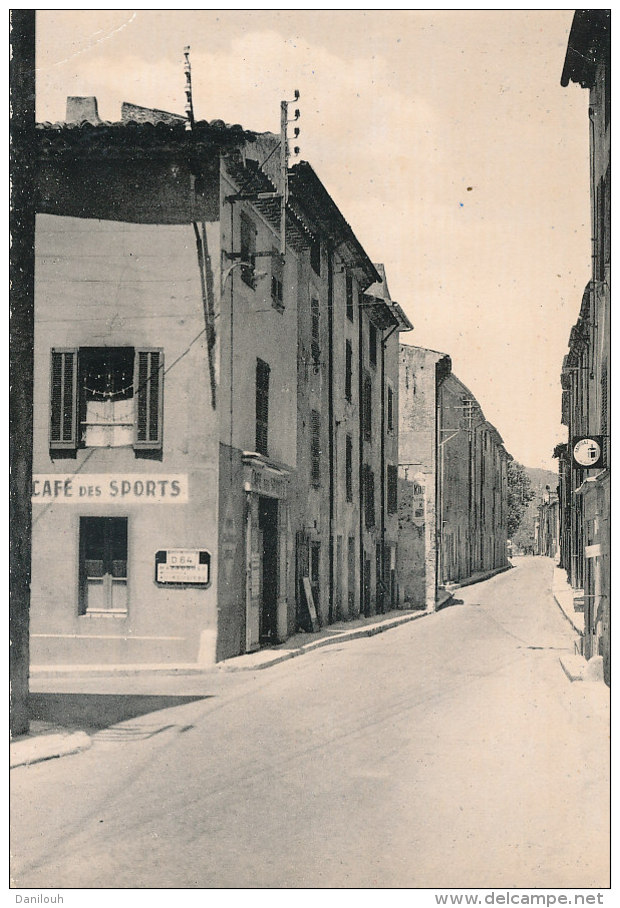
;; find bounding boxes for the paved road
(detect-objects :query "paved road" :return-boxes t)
[11,557,609,888]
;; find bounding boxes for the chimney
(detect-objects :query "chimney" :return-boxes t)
[65,96,101,124]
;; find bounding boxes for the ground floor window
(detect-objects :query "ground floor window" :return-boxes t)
[79,517,128,616]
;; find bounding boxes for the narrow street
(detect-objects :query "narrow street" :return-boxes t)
[11,557,609,889]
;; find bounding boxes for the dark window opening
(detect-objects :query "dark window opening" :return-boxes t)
[240,213,257,288]
[345,340,353,402]
[346,272,354,322]
[79,517,128,616]
[369,322,377,368]
[346,434,353,502]
[364,465,375,528]
[271,249,284,310]
[310,237,321,276]
[362,372,372,440]
[387,385,394,432]
[256,358,270,456]
[50,347,163,456]
[387,464,398,514]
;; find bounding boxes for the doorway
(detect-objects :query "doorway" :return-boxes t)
[258,496,278,643]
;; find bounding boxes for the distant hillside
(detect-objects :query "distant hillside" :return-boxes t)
[524,467,558,496]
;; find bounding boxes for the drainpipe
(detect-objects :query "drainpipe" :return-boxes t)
[358,291,365,616]
[380,325,397,614]
[327,247,334,623]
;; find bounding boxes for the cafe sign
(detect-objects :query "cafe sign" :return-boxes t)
[32,474,189,503]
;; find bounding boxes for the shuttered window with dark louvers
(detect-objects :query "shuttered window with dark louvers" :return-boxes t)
[256,358,270,456]
[134,349,164,451]
[311,409,321,487]
[50,348,78,451]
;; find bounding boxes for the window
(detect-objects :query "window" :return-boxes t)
[345,434,353,502]
[256,358,270,455]
[346,272,354,322]
[369,322,377,368]
[310,237,321,276]
[79,517,128,616]
[49,347,163,456]
[311,296,320,363]
[364,465,375,528]
[271,249,284,310]
[387,464,398,514]
[387,385,394,432]
[362,372,372,440]
[311,409,321,487]
[345,340,353,402]
[240,213,257,287]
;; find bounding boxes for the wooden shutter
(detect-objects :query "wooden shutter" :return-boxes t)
[387,385,394,432]
[387,464,398,514]
[345,340,352,401]
[345,434,353,502]
[363,372,372,439]
[49,348,78,451]
[311,410,321,487]
[134,349,164,450]
[256,358,270,455]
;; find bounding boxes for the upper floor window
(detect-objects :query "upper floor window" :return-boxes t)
[387,385,394,432]
[346,272,354,322]
[49,347,163,457]
[310,237,321,276]
[311,296,321,364]
[387,464,398,514]
[311,410,321,487]
[345,339,353,402]
[271,249,284,311]
[255,358,270,456]
[362,371,372,440]
[240,213,257,288]
[364,465,375,528]
[345,434,353,502]
[369,322,377,368]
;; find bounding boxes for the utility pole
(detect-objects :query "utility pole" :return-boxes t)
[10,9,36,737]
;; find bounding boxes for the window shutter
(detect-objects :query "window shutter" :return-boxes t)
[345,340,352,401]
[134,349,164,450]
[49,348,78,451]
[387,464,398,514]
[311,410,321,487]
[256,358,270,455]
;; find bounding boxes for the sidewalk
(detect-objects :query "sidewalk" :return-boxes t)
[443,562,512,593]
[219,606,431,671]
[12,606,432,768]
[551,563,585,636]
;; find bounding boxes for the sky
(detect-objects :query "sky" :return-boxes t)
[34,10,592,471]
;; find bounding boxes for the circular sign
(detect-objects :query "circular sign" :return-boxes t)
[573,437,602,467]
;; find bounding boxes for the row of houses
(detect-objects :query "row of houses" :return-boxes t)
[29,93,510,669]
[556,10,610,685]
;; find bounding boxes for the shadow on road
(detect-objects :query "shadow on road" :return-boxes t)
[28,692,212,732]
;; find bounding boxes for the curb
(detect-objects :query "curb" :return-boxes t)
[220,609,432,672]
[444,563,512,592]
[552,591,584,637]
[10,731,91,769]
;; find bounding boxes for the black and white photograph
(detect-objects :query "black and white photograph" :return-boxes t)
[10,8,611,896]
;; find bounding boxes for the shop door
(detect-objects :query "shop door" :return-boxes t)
[259,496,278,643]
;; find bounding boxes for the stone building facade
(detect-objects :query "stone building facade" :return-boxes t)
[30,96,410,668]
[437,373,510,587]
[560,10,610,683]
[397,344,450,609]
